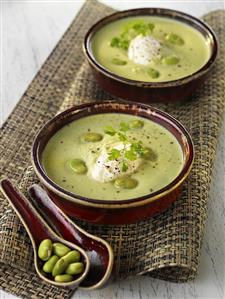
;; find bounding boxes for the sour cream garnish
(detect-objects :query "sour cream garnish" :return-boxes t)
[91,142,142,183]
[128,35,161,65]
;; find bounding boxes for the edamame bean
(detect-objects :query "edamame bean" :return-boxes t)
[52,258,68,277]
[54,274,73,283]
[163,56,180,65]
[69,159,87,174]
[38,239,53,261]
[114,177,138,189]
[143,147,158,162]
[43,255,59,273]
[129,120,144,129]
[53,243,71,257]
[63,250,81,264]
[81,132,103,142]
[52,250,81,276]
[147,68,160,79]
[65,262,84,275]
[165,33,184,45]
[111,58,127,65]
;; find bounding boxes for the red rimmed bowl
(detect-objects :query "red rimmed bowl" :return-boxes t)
[83,8,218,103]
[32,101,194,225]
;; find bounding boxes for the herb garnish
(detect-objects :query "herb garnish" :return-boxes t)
[108,148,120,160]
[110,20,155,51]
[104,122,145,172]
[104,126,117,136]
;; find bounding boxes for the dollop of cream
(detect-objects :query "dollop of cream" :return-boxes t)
[128,35,161,65]
[91,142,142,183]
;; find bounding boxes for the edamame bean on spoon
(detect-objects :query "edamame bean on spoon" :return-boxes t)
[39,239,84,282]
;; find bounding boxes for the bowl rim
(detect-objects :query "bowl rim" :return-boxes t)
[83,7,218,88]
[32,101,194,209]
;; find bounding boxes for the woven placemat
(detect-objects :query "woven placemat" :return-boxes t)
[0,0,224,297]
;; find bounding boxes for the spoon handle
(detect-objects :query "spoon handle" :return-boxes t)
[0,179,52,243]
[29,184,93,248]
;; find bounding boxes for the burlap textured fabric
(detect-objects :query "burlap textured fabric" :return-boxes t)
[0,1,224,298]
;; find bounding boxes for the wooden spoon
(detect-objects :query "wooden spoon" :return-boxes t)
[29,184,114,290]
[0,178,90,288]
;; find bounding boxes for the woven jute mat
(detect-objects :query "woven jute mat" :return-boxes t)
[0,0,225,298]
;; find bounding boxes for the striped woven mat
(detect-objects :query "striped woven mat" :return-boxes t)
[0,1,224,298]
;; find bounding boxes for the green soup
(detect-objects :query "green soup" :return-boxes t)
[42,113,184,200]
[91,16,210,82]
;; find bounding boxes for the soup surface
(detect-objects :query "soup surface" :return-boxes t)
[91,16,210,82]
[42,113,184,200]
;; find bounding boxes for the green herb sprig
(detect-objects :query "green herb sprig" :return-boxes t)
[104,122,145,172]
[110,20,155,51]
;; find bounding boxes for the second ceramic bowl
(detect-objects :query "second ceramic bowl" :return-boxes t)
[32,101,194,225]
[83,8,218,103]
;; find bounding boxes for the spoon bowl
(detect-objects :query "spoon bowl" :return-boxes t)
[0,178,90,288]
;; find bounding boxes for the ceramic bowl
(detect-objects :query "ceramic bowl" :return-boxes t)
[32,101,194,225]
[83,8,218,103]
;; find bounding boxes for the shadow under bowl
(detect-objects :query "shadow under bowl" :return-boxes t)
[83,8,218,103]
[32,101,194,225]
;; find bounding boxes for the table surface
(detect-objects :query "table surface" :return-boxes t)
[1,1,225,299]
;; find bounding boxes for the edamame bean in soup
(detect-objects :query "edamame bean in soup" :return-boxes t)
[42,114,183,200]
[91,16,210,82]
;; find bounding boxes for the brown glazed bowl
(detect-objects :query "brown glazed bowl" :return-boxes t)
[32,101,194,225]
[83,8,218,103]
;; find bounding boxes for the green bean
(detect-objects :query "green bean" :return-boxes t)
[147,68,160,79]
[43,255,59,273]
[143,147,158,162]
[114,177,138,189]
[162,56,180,65]
[111,58,127,65]
[54,274,73,283]
[81,132,103,142]
[165,33,184,45]
[38,239,53,261]
[65,262,84,275]
[129,120,144,129]
[63,250,81,264]
[69,159,87,174]
[53,243,71,257]
[52,258,68,277]
[52,250,81,276]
